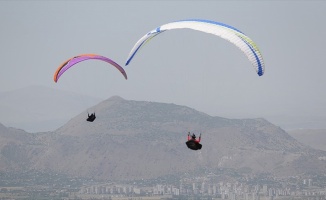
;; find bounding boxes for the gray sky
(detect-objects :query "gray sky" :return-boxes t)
[1,0,325,129]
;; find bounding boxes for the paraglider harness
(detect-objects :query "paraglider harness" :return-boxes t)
[86,112,96,122]
[185,132,202,150]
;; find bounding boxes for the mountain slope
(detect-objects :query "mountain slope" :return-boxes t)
[0,97,325,181]
[288,129,326,151]
[35,97,326,180]
[0,122,41,171]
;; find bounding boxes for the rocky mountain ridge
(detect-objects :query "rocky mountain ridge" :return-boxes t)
[0,96,325,181]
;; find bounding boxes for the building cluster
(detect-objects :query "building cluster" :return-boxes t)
[79,185,136,195]
[78,178,326,199]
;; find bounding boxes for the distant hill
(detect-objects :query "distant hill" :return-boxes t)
[0,85,102,132]
[288,129,326,151]
[0,97,325,182]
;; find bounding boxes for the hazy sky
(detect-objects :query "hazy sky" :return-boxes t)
[1,1,325,129]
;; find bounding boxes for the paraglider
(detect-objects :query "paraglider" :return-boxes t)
[125,19,265,76]
[54,54,128,82]
[186,132,202,150]
[87,112,96,122]
[54,54,128,123]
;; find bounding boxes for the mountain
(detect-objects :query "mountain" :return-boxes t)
[0,122,38,171]
[0,97,325,182]
[0,85,102,132]
[288,129,326,151]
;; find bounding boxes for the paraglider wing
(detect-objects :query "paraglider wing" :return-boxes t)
[186,140,202,150]
[125,19,264,76]
[54,54,127,82]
